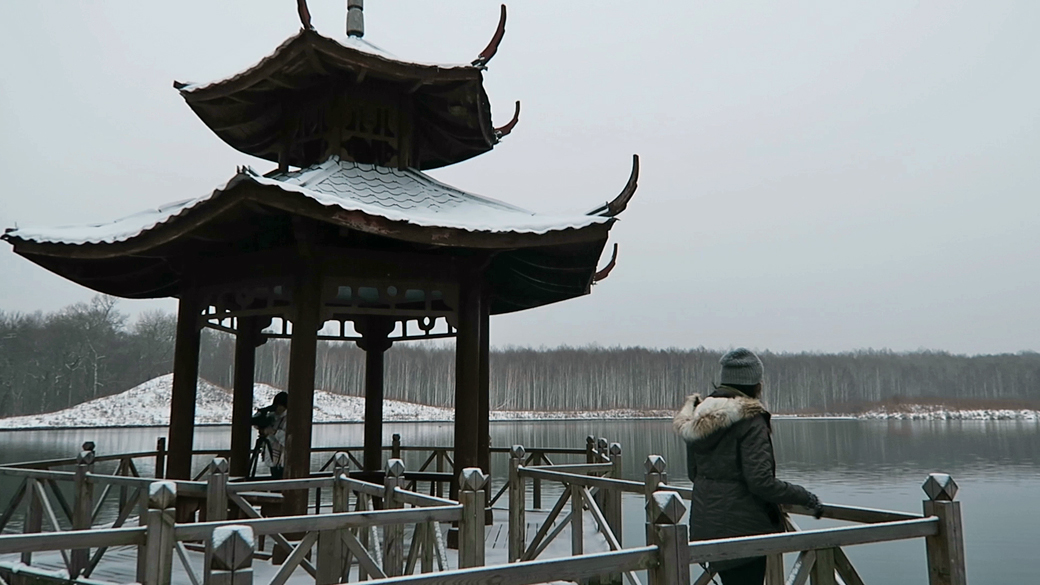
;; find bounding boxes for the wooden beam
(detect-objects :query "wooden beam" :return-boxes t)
[452,270,484,498]
[167,294,202,483]
[230,317,261,478]
[283,263,322,515]
[355,317,395,472]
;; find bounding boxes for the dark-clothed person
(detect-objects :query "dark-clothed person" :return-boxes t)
[674,348,822,585]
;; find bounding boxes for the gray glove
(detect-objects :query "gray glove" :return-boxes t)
[806,493,825,519]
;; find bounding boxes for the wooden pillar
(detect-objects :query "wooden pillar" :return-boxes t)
[284,266,322,515]
[453,272,485,494]
[356,317,395,473]
[477,292,491,474]
[230,317,260,478]
[167,293,201,482]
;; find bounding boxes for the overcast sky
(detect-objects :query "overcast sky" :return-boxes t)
[1,1,1037,354]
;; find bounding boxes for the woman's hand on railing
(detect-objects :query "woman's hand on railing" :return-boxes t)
[806,493,825,519]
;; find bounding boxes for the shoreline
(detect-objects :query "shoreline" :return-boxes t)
[1,411,1037,431]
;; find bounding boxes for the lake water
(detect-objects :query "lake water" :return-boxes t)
[1,419,1037,584]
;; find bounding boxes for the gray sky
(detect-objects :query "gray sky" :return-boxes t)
[1,1,1038,354]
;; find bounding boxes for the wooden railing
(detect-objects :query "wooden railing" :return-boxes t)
[0,439,967,585]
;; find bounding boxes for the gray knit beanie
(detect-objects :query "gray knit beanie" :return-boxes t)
[719,348,764,386]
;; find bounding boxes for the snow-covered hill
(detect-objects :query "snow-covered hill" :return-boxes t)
[0,375,675,429]
[0,374,455,429]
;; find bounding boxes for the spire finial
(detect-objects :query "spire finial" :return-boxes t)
[347,0,364,38]
[297,0,313,30]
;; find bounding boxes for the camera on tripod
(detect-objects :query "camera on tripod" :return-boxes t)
[250,405,278,431]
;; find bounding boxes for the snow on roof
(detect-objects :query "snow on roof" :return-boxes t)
[5,158,609,246]
[176,29,471,95]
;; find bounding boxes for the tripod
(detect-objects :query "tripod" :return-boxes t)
[247,433,272,480]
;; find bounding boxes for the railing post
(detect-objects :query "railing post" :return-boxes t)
[597,437,609,463]
[207,457,229,521]
[155,437,167,479]
[203,457,230,585]
[646,491,690,585]
[532,451,542,509]
[606,443,623,547]
[71,448,96,577]
[208,525,254,585]
[383,458,405,576]
[922,473,966,585]
[140,481,177,585]
[317,453,350,585]
[391,434,402,460]
[508,445,526,562]
[458,467,488,568]
[644,455,667,547]
[586,436,596,464]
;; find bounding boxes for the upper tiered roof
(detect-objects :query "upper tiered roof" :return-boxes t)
[175,6,515,170]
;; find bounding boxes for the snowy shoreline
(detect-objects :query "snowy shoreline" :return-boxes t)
[0,375,1037,430]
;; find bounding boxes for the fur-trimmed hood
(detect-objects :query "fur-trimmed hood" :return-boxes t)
[673,389,767,443]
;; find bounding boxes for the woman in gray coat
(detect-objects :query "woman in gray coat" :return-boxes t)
[674,348,822,585]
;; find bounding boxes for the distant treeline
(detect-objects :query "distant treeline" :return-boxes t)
[2,297,1038,417]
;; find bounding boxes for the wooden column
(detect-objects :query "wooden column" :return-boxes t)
[167,293,201,482]
[477,294,490,473]
[453,272,486,494]
[284,266,323,515]
[355,317,395,473]
[230,317,260,478]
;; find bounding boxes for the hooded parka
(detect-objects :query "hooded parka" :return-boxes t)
[673,387,815,570]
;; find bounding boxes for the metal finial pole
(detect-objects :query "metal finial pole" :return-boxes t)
[347,0,364,37]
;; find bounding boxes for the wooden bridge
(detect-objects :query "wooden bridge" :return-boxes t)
[0,437,966,585]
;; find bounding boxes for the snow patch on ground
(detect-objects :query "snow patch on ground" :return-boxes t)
[857,405,1040,421]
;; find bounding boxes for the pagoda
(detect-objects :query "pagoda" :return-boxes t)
[2,1,637,516]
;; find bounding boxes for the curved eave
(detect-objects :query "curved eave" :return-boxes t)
[176,30,497,170]
[3,177,614,261]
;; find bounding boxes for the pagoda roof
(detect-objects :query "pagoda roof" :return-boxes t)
[175,28,500,170]
[5,157,618,248]
[4,156,637,312]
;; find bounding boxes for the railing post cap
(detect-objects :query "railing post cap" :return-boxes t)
[386,458,405,477]
[212,525,254,570]
[211,456,229,474]
[586,436,596,445]
[646,490,686,524]
[77,450,96,466]
[332,451,350,469]
[596,437,609,450]
[82,441,96,452]
[644,454,666,474]
[392,433,401,441]
[149,480,178,509]
[923,473,958,501]
[609,442,622,456]
[510,444,526,459]
[459,467,488,491]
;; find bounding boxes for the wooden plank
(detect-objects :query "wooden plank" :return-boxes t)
[521,468,644,494]
[0,527,146,554]
[570,485,583,556]
[269,531,319,585]
[785,503,919,524]
[811,548,837,585]
[174,541,203,585]
[0,480,28,532]
[340,529,387,580]
[787,550,816,585]
[686,518,938,564]
[832,548,865,585]
[521,489,570,561]
[176,501,461,540]
[31,480,73,575]
[354,546,657,585]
